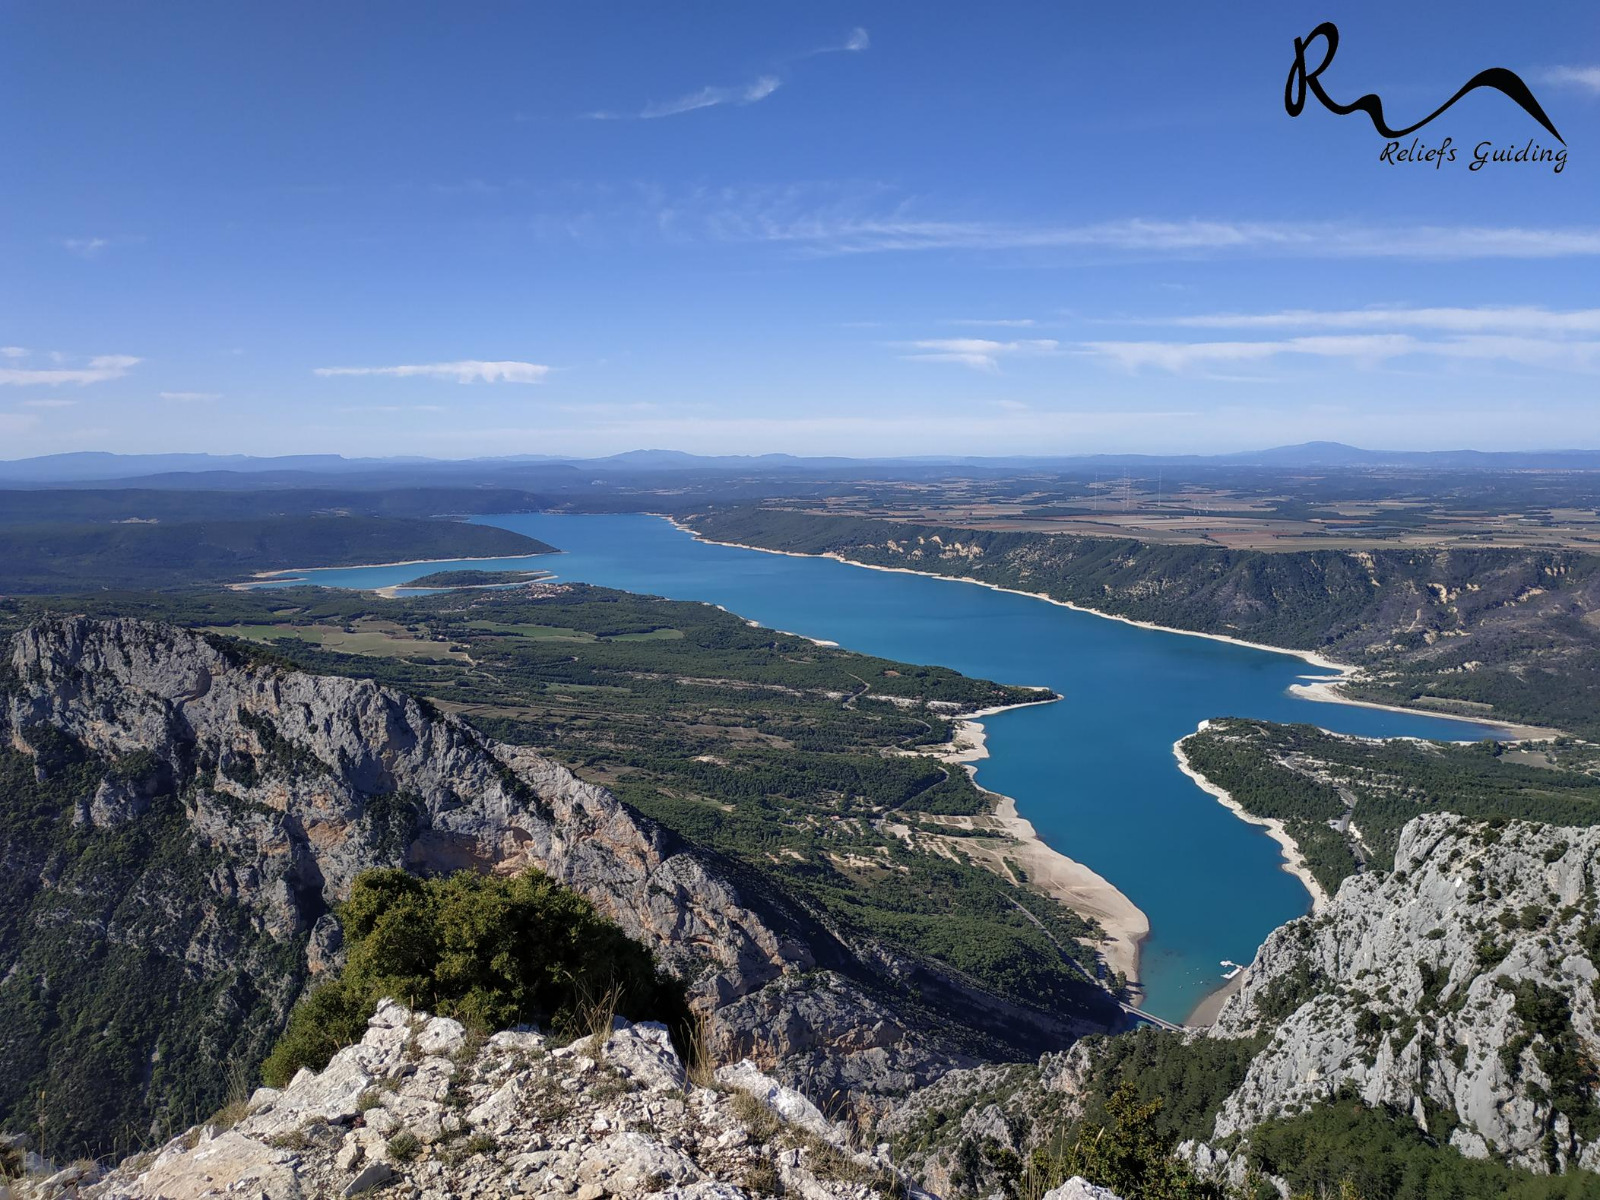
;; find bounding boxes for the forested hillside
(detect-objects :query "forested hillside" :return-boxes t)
[0,517,552,593]
[687,508,1600,736]
[1179,720,1600,890]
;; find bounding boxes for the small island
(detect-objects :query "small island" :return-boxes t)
[403,568,554,589]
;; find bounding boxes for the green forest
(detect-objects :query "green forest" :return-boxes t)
[0,516,552,593]
[1181,720,1600,890]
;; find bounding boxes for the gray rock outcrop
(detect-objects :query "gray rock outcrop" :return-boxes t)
[81,1001,911,1200]
[1203,812,1600,1174]
[1,615,1026,1149]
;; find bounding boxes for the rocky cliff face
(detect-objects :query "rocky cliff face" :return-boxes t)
[4,616,798,998]
[1201,812,1600,1175]
[1,616,1079,1154]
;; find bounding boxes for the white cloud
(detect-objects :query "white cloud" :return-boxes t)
[1081,334,1600,373]
[805,27,870,55]
[587,75,782,120]
[1541,66,1600,94]
[0,354,140,386]
[20,398,76,408]
[718,205,1600,260]
[62,237,110,258]
[313,360,550,383]
[1161,306,1600,335]
[899,337,1060,372]
[0,347,28,359]
[160,391,222,402]
[584,26,866,120]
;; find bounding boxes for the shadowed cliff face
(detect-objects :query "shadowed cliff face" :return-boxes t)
[0,616,1114,1154]
[4,615,807,998]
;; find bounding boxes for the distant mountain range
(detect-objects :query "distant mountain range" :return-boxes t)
[5,442,1600,486]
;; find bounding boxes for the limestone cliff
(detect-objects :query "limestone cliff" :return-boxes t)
[1199,812,1600,1175]
[0,616,1098,1154]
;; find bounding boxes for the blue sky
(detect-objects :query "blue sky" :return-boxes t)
[2,1,1597,459]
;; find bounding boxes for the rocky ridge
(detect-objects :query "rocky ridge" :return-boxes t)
[1196,812,1600,1176]
[1,1001,1121,1200]
[78,1000,908,1200]
[1,616,1111,1150]
[846,814,1600,1192]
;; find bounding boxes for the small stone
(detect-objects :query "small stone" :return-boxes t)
[343,1160,395,1196]
[416,1016,467,1057]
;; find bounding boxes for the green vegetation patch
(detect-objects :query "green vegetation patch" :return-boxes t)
[0,734,305,1159]
[0,516,553,593]
[1249,1097,1600,1199]
[263,867,688,1085]
[405,569,551,588]
[1182,719,1600,888]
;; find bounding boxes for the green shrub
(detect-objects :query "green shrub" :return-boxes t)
[260,977,370,1087]
[261,867,687,1086]
[1249,1098,1600,1197]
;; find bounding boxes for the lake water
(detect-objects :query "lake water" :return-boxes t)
[262,513,1505,1021]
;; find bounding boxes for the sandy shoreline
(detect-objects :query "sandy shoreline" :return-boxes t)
[665,516,1347,668]
[234,551,561,591]
[1286,680,1560,742]
[1185,967,1248,1028]
[371,572,554,600]
[668,517,1555,743]
[1174,722,1330,912]
[922,698,1150,988]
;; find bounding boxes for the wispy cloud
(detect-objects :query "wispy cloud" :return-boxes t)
[1540,65,1600,94]
[1159,306,1600,335]
[583,27,867,120]
[160,391,222,402]
[522,183,1600,262]
[1081,334,1600,374]
[313,360,550,383]
[585,75,781,120]
[61,237,111,258]
[804,27,870,56]
[898,337,1060,372]
[689,190,1600,259]
[1082,307,1600,376]
[0,347,28,359]
[20,398,77,408]
[0,354,140,386]
[754,216,1600,259]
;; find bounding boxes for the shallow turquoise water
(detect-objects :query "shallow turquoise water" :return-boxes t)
[262,513,1504,1021]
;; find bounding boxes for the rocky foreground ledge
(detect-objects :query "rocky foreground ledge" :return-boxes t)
[8,1000,1110,1200]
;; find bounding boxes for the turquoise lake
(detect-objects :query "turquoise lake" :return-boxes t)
[263,512,1506,1022]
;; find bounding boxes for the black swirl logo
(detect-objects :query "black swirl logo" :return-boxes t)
[1287,21,1564,145]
